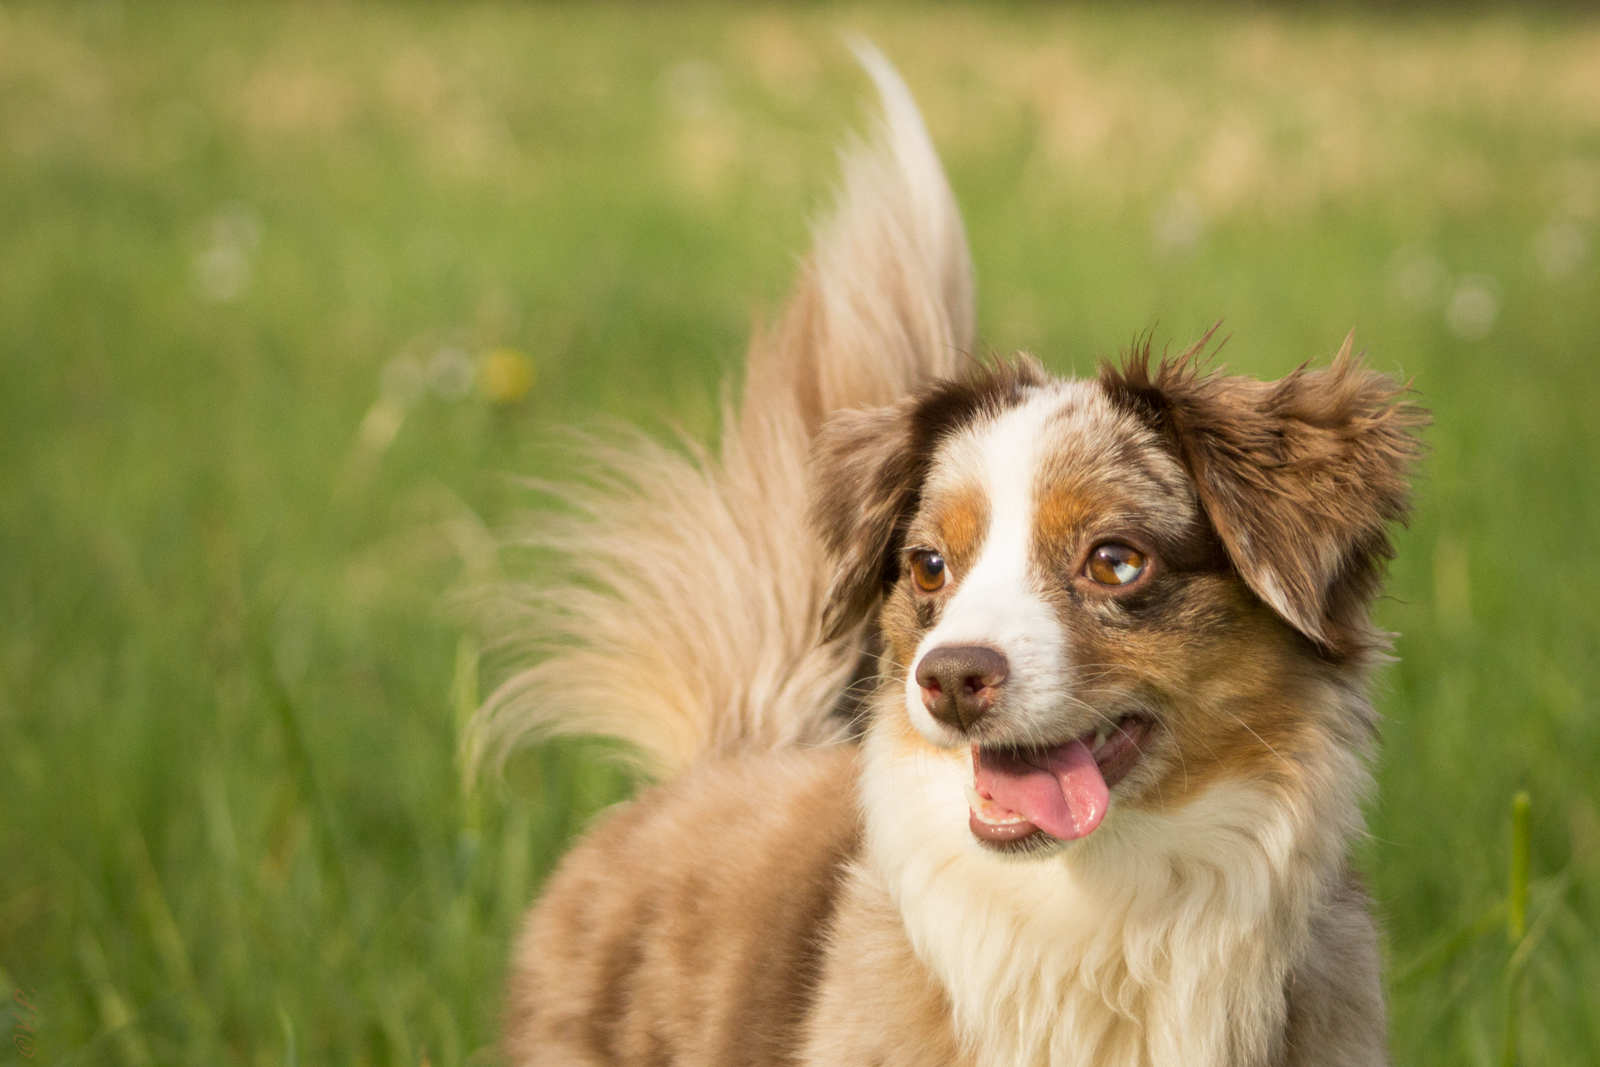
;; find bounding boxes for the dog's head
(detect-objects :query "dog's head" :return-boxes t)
[813,337,1423,854]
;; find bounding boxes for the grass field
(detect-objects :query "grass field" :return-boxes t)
[2,2,1597,1064]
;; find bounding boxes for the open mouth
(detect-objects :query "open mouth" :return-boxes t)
[964,714,1155,846]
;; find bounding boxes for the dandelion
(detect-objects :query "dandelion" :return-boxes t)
[1391,246,1449,311]
[1445,275,1499,341]
[1151,190,1204,257]
[1533,221,1588,281]
[427,346,476,398]
[194,203,262,302]
[478,347,535,405]
[664,61,724,121]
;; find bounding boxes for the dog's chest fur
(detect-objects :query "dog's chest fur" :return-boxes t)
[804,724,1361,1067]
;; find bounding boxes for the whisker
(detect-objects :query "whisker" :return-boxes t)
[1139,704,1191,795]
[1230,714,1294,774]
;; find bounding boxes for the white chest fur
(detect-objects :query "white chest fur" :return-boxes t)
[858,725,1356,1067]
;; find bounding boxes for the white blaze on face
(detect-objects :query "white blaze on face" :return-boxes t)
[904,386,1088,744]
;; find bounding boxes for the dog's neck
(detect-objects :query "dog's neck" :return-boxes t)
[858,709,1366,1067]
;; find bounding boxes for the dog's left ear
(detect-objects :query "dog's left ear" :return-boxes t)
[1102,334,1427,653]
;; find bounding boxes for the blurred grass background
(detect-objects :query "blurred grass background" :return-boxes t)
[1,1,1597,1064]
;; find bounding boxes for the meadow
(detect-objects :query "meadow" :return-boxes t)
[1,2,1596,1064]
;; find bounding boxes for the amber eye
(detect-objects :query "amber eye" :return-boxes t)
[1086,543,1147,587]
[909,550,948,593]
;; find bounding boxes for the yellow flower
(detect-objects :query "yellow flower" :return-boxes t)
[477,347,535,404]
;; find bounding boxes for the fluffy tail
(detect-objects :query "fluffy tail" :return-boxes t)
[470,45,973,779]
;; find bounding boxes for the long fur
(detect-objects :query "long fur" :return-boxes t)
[841,677,1378,1067]
[470,45,972,777]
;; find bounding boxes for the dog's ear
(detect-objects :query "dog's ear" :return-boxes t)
[811,400,924,642]
[812,357,1051,642]
[1102,333,1426,653]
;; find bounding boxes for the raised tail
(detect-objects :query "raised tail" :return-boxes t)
[470,45,973,779]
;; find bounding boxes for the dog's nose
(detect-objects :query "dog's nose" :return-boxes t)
[915,645,1008,731]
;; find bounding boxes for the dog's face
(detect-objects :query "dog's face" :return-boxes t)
[814,345,1419,855]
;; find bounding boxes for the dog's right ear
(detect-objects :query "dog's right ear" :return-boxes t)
[811,399,923,642]
[812,358,1050,641]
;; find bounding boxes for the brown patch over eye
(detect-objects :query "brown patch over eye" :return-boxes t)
[934,490,987,563]
[1087,543,1147,587]
[909,550,948,593]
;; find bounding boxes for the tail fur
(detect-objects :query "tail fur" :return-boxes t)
[470,45,973,779]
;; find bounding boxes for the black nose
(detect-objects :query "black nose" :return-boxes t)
[915,645,1009,731]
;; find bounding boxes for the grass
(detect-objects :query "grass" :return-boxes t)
[1,2,1597,1063]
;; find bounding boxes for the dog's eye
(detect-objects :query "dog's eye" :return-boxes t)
[909,550,948,593]
[1086,543,1147,587]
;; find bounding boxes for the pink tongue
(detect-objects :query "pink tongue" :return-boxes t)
[974,740,1110,840]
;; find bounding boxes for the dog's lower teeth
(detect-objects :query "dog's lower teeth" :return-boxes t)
[965,784,1027,825]
[1093,727,1110,752]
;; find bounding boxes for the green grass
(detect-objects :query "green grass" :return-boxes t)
[2,2,1597,1064]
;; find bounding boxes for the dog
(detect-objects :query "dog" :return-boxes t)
[477,46,1424,1067]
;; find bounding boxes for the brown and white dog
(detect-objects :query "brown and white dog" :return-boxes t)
[478,47,1423,1067]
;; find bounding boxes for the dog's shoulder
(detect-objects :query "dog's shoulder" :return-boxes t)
[1279,867,1389,1066]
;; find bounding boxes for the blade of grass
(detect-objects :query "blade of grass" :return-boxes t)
[1388,900,1507,989]
[279,1007,298,1067]
[1501,790,1533,1067]
[1508,791,1531,944]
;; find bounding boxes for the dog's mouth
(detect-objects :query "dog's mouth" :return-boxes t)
[964,714,1155,847]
